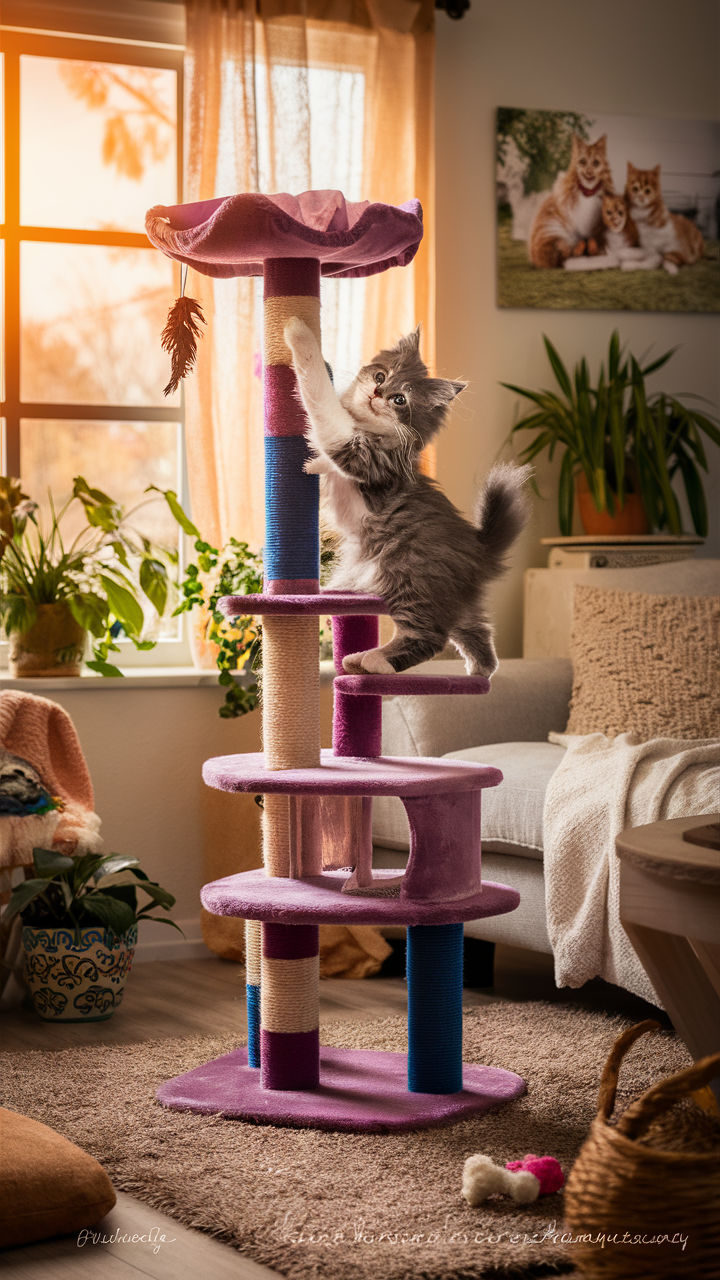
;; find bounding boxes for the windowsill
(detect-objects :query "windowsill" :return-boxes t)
[0,660,338,691]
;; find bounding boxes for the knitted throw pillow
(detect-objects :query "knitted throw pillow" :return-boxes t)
[565,586,720,739]
[0,1109,116,1247]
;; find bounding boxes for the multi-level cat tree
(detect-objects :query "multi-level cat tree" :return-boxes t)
[146,190,525,1130]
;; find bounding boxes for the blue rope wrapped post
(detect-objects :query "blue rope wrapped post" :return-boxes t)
[407,922,464,1093]
[245,918,262,1068]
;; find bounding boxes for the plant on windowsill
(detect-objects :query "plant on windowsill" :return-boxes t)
[0,475,179,678]
[3,846,181,1022]
[502,331,720,537]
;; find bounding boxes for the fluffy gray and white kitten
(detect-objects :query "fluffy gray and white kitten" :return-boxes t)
[285,317,530,676]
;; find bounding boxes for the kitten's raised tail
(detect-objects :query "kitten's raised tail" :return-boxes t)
[474,463,532,577]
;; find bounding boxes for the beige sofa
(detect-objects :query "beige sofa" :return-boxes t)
[372,557,720,979]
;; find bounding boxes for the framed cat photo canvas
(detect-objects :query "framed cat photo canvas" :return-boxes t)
[496,107,720,312]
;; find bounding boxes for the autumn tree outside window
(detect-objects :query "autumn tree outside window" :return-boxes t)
[0,21,186,662]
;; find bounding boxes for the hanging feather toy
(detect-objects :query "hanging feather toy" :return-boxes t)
[161,280,206,397]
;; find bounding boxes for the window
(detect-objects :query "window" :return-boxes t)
[1,18,186,662]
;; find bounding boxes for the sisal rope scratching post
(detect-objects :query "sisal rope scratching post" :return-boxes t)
[259,257,322,1089]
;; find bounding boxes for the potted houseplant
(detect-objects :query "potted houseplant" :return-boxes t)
[502,331,720,536]
[0,476,179,677]
[3,847,181,1021]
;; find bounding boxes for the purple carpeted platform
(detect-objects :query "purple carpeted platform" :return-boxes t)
[203,750,503,796]
[218,591,386,617]
[156,1044,526,1131]
[201,869,519,925]
[334,673,491,696]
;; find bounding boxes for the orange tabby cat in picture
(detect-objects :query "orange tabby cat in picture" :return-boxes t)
[626,162,704,274]
[528,134,613,268]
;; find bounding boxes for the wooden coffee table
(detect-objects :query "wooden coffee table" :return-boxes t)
[617,814,720,1101]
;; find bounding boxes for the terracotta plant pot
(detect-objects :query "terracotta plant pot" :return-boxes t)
[8,603,87,677]
[576,475,649,537]
[22,924,138,1021]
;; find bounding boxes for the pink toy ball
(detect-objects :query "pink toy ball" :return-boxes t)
[505,1154,565,1196]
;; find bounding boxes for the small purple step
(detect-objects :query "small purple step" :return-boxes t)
[156,1044,526,1131]
[335,673,491,696]
[202,868,520,926]
[202,749,503,796]
[219,591,386,617]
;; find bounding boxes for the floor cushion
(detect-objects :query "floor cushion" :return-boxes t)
[0,1108,116,1248]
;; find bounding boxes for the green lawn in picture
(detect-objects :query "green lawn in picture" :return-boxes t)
[496,222,720,312]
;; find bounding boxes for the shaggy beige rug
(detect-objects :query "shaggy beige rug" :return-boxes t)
[1,1001,689,1280]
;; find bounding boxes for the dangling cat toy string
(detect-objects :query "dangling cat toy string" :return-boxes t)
[161,264,206,397]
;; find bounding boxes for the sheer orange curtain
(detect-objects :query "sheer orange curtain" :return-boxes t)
[183,0,436,551]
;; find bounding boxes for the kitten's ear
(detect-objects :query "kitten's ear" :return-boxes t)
[652,164,661,178]
[596,134,607,150]
[627,161,636,177]
[571,134,581,158]
[401,326,421,352]
[426,377,467,407]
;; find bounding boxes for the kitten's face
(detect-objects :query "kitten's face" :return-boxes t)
[571,134,608,189]
[626,163,661,210]
[340,329,465,451]
[602,194,628,232]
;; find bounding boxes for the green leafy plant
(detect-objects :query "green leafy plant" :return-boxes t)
[154,487,264,718]
[0,476,179,676]
[4,847,181,943]
[156,487,338,718]
[503,331,720,536]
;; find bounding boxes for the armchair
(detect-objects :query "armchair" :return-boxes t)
[372,556,720,983]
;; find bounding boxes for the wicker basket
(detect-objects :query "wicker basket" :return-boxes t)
[564,1019,720,1279]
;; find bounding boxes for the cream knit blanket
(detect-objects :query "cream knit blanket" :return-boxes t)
[543,731,720,1006]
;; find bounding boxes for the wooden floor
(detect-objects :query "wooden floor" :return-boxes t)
[0,946,663,1279]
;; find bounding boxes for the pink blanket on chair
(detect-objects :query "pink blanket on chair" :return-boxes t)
[0,690,102,872]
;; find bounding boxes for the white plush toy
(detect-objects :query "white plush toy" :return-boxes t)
[461,1154,541,1206]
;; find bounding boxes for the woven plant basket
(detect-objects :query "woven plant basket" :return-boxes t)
[564,1019,720,1279]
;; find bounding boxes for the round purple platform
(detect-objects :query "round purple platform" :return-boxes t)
[218,591,386,617]
[156,1044,526,1131]
[203,750,503,796]
[335,673,491,696]
[202,868,520,925]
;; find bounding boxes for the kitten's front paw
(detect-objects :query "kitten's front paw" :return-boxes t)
[284,317,315,353]
[342,651,366,674]
[360,649,394,675]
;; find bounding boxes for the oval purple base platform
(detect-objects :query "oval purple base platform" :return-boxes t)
[219,590,386,617]
[156,1045,526,1132]
[202,869,519,925]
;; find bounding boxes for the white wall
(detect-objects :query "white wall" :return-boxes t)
[435,0,720,657]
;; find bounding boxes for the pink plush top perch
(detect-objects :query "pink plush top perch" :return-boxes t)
[145,189,423,279]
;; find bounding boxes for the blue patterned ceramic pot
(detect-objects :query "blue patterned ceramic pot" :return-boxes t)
[22,924,138,1021]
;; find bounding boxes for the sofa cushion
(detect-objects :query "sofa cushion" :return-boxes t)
[371,741,564,860]
[0,1108,116,1247]
[565,586,720,739]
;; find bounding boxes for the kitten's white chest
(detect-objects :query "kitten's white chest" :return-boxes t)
[605,229,627,253]
[570,192,602,238]
[322,471,365,531]
[634,209,674,254]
